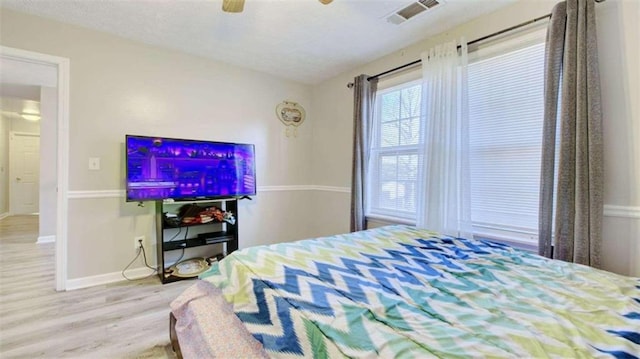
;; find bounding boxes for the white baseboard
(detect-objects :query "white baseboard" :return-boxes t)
[66,267,157,291]
[37,235,56,244]
[0,212,9,220]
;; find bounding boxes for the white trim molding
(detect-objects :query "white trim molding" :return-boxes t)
[68,190,125,199]
[66,267,156,291]
[258,185,351,193]
[258,185,314,192]
[603,205,640,219]
[37,235,56,244]
[0,212,9,220]
[312,185,351,193]
[2,45,71,292]
[66,185,352,200]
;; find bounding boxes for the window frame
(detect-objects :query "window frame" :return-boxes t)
[364,25,548,252]
[366,80,422,224]
[466,27,547,248]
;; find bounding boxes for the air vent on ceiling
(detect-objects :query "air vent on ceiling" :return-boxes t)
[387,0,443,25]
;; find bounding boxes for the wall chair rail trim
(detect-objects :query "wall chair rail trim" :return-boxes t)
[603,205,640,219]
[67,190,125,199]
[66,190,636,219]
[67,186,352,199]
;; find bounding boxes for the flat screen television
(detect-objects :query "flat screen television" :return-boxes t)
[125,135,256,202]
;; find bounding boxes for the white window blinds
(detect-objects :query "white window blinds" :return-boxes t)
[467,32,546,244]
[366,27,547,244]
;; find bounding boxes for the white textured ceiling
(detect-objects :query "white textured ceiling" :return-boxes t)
[1,0,517,84]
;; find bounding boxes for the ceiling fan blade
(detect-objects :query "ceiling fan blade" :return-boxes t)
[318,0,333,4]
[222,0,245,13]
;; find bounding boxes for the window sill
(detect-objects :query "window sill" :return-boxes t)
[476,236,538,253]
[365,214,415,227]
[365,215,539,253]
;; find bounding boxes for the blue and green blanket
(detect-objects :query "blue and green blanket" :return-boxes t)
[202,225,640,358]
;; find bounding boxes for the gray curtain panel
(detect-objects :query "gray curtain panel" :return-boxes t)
[350,74,378,232]
[539,0,603,267]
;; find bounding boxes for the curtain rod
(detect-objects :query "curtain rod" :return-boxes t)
[346,0,606,89]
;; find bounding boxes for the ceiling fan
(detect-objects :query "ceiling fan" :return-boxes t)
[222,0,333,13]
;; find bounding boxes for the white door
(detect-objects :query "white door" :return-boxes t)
[9,132,40,214]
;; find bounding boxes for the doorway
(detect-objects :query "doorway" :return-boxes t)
[9,132,40,215]
[0,46,70,291]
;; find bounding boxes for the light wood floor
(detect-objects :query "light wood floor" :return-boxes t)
[0,215,193,358]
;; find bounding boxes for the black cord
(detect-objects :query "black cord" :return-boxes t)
[122,242,158,281]
[140,245,157,271]
[121,248,142,281]
[170,227,189,266]
[170,248,186,268]
[122,247,157,281]
[163,226,190,271]
[169,226,182,241]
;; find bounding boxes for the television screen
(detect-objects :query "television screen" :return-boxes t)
[125,135,256,202]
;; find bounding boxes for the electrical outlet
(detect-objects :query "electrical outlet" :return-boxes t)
[89,157,101,170]
[134,235,145,251]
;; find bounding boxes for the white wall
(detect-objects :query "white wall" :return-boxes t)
[39,86,57,238]
[310,0,640,276]
[1,0,637,282]
[628,0,640,277]
[0,8,316,280]
[621,0,639,277]
[0,115,41,216]
[310,2,557,239]
[0,116,8,215]
[9,116,40,133]
[596,0,640,276]
[1,58,57,231]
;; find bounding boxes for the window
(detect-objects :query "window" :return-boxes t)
[467,31,546,245]
[367,82,421,223]
[367,28,547,246]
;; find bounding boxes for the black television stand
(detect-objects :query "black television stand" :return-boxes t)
[155,197,239,284]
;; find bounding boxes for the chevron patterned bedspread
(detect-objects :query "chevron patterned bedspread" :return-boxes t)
[200,225,640,358]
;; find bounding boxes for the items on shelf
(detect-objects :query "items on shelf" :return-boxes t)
[166,257,211,278]
[156,198,239,284]
[164,203,236,227]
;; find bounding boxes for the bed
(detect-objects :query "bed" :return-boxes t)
[170,225,640,358]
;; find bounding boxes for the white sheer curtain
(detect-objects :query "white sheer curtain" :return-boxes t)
[416,39,473,238]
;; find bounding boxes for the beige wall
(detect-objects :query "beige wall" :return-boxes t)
[0,67,56,238]
[596,0,640,276]
[619,0,639,276]
[39,86,57,238]
[1,0,637,281]
[0,116,8,215]
[8,116,40,133]
[0,116,41,216]
[0,9,316,279]
[310,1,558,238]
[310,0,640,276]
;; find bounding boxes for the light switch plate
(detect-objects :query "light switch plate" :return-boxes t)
[89,157,101,170]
